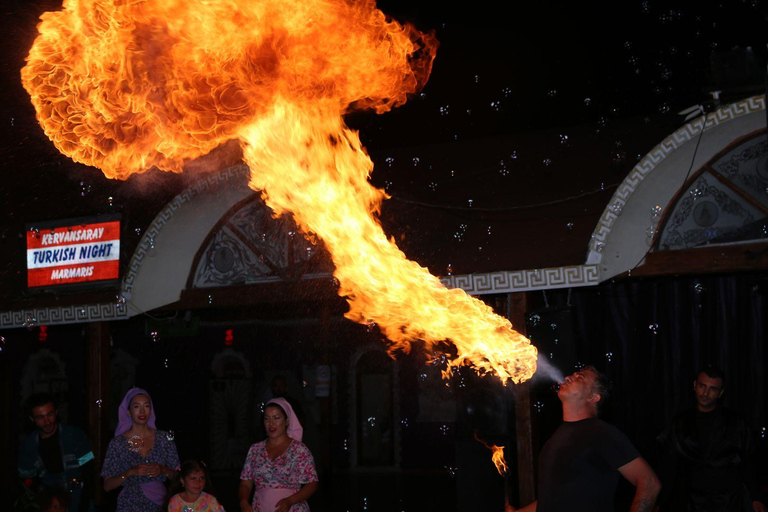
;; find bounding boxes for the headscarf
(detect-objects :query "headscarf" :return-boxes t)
[115,387,157,436]
[266,397,303,442]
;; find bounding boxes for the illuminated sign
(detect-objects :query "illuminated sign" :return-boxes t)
[26,215,121,288]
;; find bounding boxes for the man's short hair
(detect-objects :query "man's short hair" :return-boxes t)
[25,392,57,416]
[583,365,611,414]
[697,365,725,388]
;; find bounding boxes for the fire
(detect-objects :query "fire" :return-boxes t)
[474,431,508,476]
[22,0,537,382]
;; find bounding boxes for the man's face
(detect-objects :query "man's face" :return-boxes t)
[693,372,723,412]
[558,368,599,404]
[30,402,58,438]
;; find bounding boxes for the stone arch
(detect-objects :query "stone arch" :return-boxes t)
[587,95,766,281]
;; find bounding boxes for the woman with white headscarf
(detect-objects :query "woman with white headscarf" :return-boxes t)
[101,388,179,511]
[239,398,318,512]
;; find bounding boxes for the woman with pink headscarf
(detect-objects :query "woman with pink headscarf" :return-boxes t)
[239,398,318,512]
[101,388,180,511]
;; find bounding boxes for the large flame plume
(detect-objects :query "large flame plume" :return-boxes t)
[22,0,537,382]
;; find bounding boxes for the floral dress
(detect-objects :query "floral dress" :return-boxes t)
[168,491,225,512]
[240,440,318,511]
[100,430,180,512]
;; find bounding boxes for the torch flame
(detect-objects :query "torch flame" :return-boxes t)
[474,431,508,476]
[22,0,537,382]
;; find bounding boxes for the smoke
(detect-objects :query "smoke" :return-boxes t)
[532,353,565,384]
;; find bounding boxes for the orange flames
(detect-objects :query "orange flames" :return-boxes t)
[474,431,508,476]
[22,0,537,382]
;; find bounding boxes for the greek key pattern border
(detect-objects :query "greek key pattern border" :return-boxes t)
[0,302,129,329]
[122,165,251,299]
[588,95,766,255]
[440,265,600,294]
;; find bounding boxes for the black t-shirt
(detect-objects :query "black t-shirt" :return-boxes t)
[38,429,64,474]
[537,417,640,512]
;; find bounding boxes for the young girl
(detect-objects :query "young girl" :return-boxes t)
[167,460,225,512]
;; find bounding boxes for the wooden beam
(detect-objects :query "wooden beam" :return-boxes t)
[508,292,536,506]
[631,242,768,277]
[87,322,110,507]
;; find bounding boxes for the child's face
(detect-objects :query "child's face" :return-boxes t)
[182,469,206,496]
[46,497,66,512]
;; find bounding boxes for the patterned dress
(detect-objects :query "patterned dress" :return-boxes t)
[240,440,318,512]
[168,491,225,512]
[100,430,180,512]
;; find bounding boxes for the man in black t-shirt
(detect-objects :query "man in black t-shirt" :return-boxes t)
[18,393,95,512]
[657,366,766,512]
[507,365,661,512]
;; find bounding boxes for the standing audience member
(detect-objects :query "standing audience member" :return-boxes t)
[507,365,660,512]
[239,398,318,512]
[167,460,225,512]
[18,392,95,512]
[101,388,180,512]
[656,366,766,512]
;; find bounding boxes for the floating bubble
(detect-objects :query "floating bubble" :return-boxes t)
[96,399,103,407]
[584,98,592,106]
[528,313,541,326]
[487,226,492,235]
[207,295,213,305]
[150,331,159,342]
[439,105,450,116]
[624,41,632,50]
[649,324,659,334]
[419,372,428,382]
[559,134,569,144]
[490,100,502,111]
[606,352,613,362]
[445,466,458,478]
[548,89,557,97]
[429,182,437,191]
[549,352,554,359]
[446,264,453,276]
[566,222,574,230]
[651,205,662,220]
[510,151,518,160]
[543,158,552,166]
[401,418,409,428]
[467,199,473,207]
[107,196,113,207]
[166,430,175,441]
[612,201,623,215]
[367,416,376,427]
[474,75,480,83]
[694,283,705,294]
[163,358,169,368]
[80,181,91,196]
[659,103,670,114]
[115,295,126,306]
[440,424,449,435]
[343,439,349,451]
[24,314,37,330]
[385,157,394,167]
[535,401,544,412]
[0,335,5,352]
[502,87,512,97]
[646,225,656,239]
[595,242,605,253]
[412,157,420,166]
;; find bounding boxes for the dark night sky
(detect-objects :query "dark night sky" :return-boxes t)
[0,0,765,299]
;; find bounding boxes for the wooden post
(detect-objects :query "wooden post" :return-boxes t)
[508,292,536,506]
[87,321,110,506]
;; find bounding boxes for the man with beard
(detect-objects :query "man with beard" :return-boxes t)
[508,365,660,512]
[18,393,94,512]
[656,366,765,512]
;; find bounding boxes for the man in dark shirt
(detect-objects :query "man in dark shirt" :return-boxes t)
[657,366,766,512]
[508,365,661,512]
[18,393,95,512]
